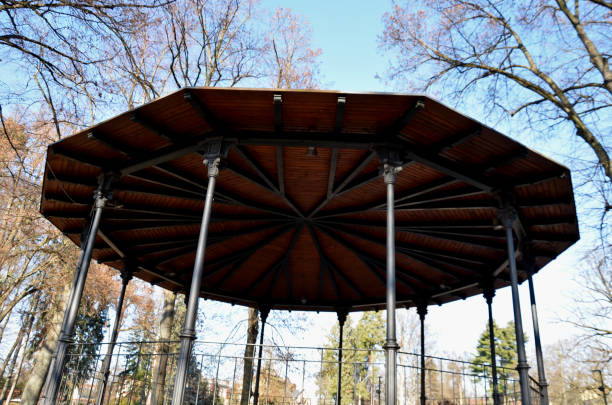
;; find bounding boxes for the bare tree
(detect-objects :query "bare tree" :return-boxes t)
[380,0,611,228]
[164,0,262,88]
[240,308,259,405]
[565,248,611,364]
[264,7,322,89]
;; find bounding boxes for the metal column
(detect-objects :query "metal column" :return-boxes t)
[336,311,347,405]
[383,163,401,405]
[499,207,531,405]
[594,369,609,405]
[528,274,549,405]
[253,307,270,405]
[96,266,132,405]
[483,286,500,405]
[42,173,116,405]
[171,155,221,405]
[417,304,427,405]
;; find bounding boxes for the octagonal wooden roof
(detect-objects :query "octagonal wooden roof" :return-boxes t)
[40,87,579,311]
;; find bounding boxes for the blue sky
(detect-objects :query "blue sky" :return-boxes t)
[261,0,390,92]
[255,0,586,357]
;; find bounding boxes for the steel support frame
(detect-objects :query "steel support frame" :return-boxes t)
[416,304,427,405]
[499,205,531,405]
[171,146,224,405]
[96,266,133,405]
[253,306,270,405]
[336,310,348,405]
[382,159,402,405]
[527,271,549,405]
[42,173,117,405]
[483,285,501,405]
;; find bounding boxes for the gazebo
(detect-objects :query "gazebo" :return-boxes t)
[38,88,579,405]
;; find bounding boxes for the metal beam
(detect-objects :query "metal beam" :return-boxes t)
[328,222,493,268]
[199,225,294,275]
[314,177,461,218]
[308,151,376,217]
[233,145,279,191]
[402,148,495,192]
[327,148,339,199]
[482,148,528,175]
[130,112,176,141]
[225,160,279,195]
[307,225,364,299]
[432,127,482,153]
[316,224,429,290]
[276,146,285,196]
[315,225,415,292]
[274,94,283,133]
[184,90,222,130]
[335,96,346,133]
[387,99,425,138]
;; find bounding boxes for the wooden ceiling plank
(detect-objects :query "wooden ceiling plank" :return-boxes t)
[225,161,278,195]
[327,148,339,199]
[318,224,439,289]
[184,90,222,130]
[402,148,495,192]
[240,225,302,296]
[396,189,486,208]
[201,225,294,270]
[482,148,528,175]
[433,127,482,153]
[316,225,416,292]
[387,99,425,137]
[127,171,204,198]
[276,146,285,196]
[130,112,176,142]
[374,178,463,211]
[308,151,376,218]
[97,229,183,287]
[233,146,279,192]
[330,222,492,267]
[307,225,344,301]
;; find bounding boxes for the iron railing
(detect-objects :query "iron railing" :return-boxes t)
[55,341,533,405]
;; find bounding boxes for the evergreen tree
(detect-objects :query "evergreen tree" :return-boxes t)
[471,321,526,394]
[318,312,385,403]
[64,307,108,386]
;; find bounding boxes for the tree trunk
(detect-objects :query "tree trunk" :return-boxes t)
[0,333,21,402]
[240,308,259,405]
[6,315,33,405]
[149,290,176,405]
[20,283,70,405]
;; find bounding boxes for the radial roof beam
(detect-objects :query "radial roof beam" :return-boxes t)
[274,94,283,133]
[387,99,425,138]
[334,96,346,133]
[130,112,176,142]
[433,127,482,154]
[184,90,222,130]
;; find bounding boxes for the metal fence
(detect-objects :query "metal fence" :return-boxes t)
[55,341,541,405]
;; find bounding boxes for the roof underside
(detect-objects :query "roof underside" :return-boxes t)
[40,87,579,312]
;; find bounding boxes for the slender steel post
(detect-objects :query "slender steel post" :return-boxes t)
[95,267,132,405]
[483,286,500,405]
[594,369,608,405]
[527,273,549,405]
[336,311,347,405]
[499,206,531,405]
[171,155,221,405]
[42,173,117,405]
[253,307,270,405]
[416,304,427,405]
[383,163,402,405]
